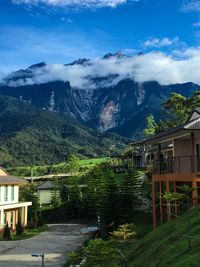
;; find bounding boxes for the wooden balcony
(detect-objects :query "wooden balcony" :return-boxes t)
[152,156,200,182]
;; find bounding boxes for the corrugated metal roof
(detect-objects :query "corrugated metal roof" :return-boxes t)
[185,117,200,130]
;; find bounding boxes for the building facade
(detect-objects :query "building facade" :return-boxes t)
[144,109,200,228]
[0,168,32,230]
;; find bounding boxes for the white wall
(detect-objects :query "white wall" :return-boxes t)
[38,190,52,205]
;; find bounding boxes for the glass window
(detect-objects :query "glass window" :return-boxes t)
[4,186,8,202]
[11,186,14,201]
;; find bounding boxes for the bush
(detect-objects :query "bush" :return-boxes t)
[29,211,38,228]
[3,222,11,240]
[37,212,44,227]
[16,215,24,235]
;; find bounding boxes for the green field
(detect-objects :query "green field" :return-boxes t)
[7,157,110,177]
[126,205,200,267]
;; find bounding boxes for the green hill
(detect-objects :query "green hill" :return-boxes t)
[0,96,126,166]
[127,206,200,267]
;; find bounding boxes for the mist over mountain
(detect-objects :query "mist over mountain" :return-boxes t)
[1,53,200,139]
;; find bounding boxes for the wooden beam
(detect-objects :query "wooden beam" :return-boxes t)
[152,173,198,182]
[174,181,178,217]
[152,181,157,229]
[192,180,198,206]
[159,181,163,224]
[166,181,170,192]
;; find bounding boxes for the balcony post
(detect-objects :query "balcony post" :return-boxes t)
[191,132,195,173]
[192,180,198,206]
[166,180,170,192]
[152,180,157,229]
[159,182,163,224]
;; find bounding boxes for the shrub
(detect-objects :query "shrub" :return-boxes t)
[16,215,24,235]
[29,211,38,228]
[37,212,44,227]
[3,222,11,240]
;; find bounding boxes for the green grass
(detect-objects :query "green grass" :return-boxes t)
[7,157,110,177]
[58,157,109,169]
[126,205,200,267]
[0,225,48,241]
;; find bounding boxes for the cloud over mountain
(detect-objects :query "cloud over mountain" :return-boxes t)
[4,48,200,89]
[4,49,200,89]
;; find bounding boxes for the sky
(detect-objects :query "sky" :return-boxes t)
[2,0,200,87]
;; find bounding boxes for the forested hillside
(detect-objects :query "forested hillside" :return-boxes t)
[0,96,126,166]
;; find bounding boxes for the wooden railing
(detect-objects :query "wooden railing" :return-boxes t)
[153,156,200,174]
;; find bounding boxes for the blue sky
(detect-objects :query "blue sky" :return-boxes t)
[1,0,200,72]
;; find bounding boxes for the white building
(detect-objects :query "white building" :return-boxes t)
[36,181,61,206]
[0,168,32,230]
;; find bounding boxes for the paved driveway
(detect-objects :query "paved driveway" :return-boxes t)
[0,224,88,267]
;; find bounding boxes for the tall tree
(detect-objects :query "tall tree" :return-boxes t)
[163,92,188,128]
[120,169,142,221]
[66,154,80,175]
[143,114,157,137]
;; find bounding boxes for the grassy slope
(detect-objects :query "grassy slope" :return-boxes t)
[127,205,200,267]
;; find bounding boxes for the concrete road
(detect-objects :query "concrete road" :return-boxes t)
[0,224,88,267]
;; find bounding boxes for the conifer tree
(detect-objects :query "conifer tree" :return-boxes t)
[120,169,142,221]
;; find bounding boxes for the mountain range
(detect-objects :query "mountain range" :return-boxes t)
[1,55,200,139]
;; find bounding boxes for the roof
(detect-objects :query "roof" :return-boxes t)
[36,181,60,190]
[0,175,27,185]
[186,108,200,122]
[185,117,200,130]
[0,167,26,185]
[145,110,200,144]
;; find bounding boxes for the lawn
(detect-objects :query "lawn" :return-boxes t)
[7,157,110,177]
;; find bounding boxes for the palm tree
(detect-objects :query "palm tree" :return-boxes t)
[162,192,183,222]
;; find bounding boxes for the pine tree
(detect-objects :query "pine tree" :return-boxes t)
[120,169,142,221]
[37,212,44,227]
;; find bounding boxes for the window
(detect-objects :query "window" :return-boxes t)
[4,186,8,202]
[11,186,14,201]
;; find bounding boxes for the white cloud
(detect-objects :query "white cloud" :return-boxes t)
[12,0,135,9]
[182,0,200,12]
[61,17,73,23]
[4,48,200,88]
[143,37,179,48]
[193,21,200,27]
